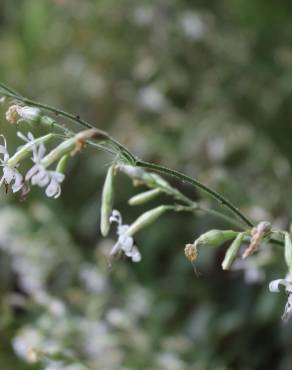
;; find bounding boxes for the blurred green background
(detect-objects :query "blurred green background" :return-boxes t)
[1,0,292,369]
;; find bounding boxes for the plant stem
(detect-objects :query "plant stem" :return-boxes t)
[136,160,254,228]
[0,83,253,229]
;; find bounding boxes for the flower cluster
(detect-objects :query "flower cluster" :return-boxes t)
[0,131,65,198]
[0,105,100,199]
[0,135,23,193]
[19,132,65,198]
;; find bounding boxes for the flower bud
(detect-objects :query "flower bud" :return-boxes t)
[7,133,54,167]
[56,154,69,174]
[222,232,245,270]
[100,165,115,236]
[285,232,292,275]
[126,205,171,236]
[129,188,162,206]
[194,230,238,248]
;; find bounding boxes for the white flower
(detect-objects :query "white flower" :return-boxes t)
[269,275,292,322]
[0,136,23,193]
[109,210,141,262]
[232,258,265,284]
[6,105,41,124]
[19,132,65,199]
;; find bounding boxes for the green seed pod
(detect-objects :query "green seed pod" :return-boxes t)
[222,232,245,270]
[56,154,69,174]
[128,188,162,206]
[284,232,292,275]
[126,205,170,236]
[100,165,115,236]
[195,230,238,248]
[7,133,54,167]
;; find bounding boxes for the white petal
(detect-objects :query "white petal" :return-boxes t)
[25,165,39,181]
[119,234,134,253]
[131,246,142,262]
[269,279,291,293]
[0,145,8,156]
[17,131,29,142]
[27,132,34,141]
[45,178,61,198]
[36,142,46,161]
[3,166,15,184]
[11,170,23,193]
[50,171,65,183]
[109,210,122,225]
[32,169,49,187]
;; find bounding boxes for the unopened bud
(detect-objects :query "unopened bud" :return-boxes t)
[56,154,69,173]
[41,137,76,167]
[129,188,162,206]
[184,243,198,262]
[222,232,245,270]
[194,230,238,248]
[126,205,170,236]
[100,165,115,236]
[285,232,292,275]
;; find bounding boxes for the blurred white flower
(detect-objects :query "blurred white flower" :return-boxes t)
[180,13,205,40]
[12,328,43,363]
[269,275,292,322]
[80,264,107,293]
[0,135,23,192]
[109,210,141,262]
[232,258,265,284]
[132,6,154,26]
[19,132,65,198]
[138,86,167,113]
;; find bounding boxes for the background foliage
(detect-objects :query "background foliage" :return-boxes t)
[1,0,292,369]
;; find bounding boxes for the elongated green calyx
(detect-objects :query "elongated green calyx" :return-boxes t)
[284,232,292,275]
[118,165,171,190]
[194,230,238,248]
[56,154,69,173]
[41,137,76,167]
[129,188,163,206]
[222,232,245,270]
[7,133,54,167]
[100,165,115,236]
[126,205,171,236]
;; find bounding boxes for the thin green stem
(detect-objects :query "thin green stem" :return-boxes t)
[0,87,135,161]
[136,160,254,228]
[0,83,23,99]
